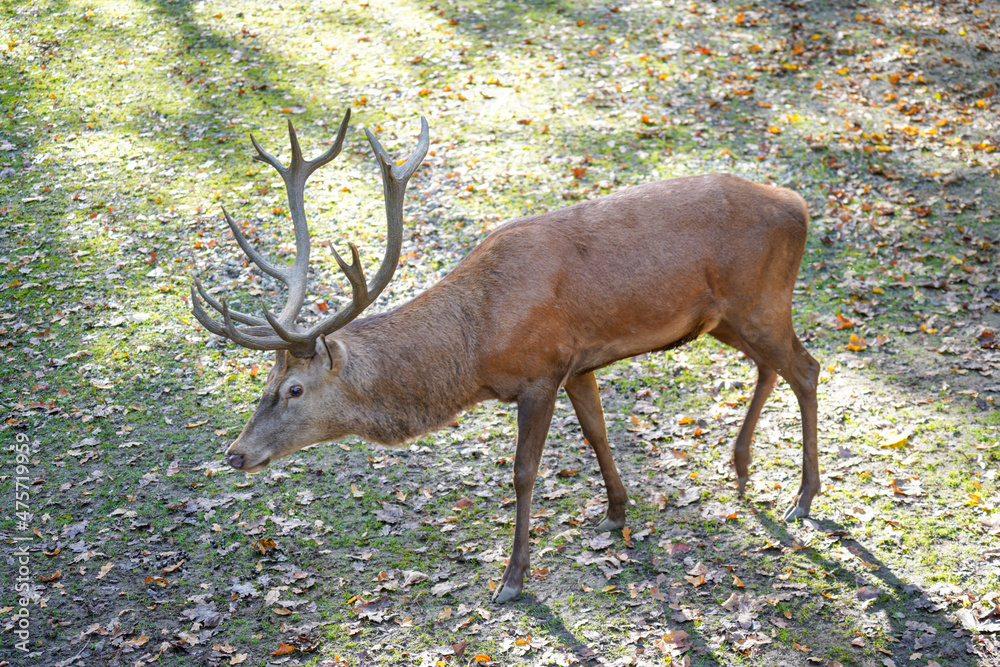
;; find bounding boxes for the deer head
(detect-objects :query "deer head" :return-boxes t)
[191,110,429,470]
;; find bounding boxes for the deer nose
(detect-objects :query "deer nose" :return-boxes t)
[228,453,244,469]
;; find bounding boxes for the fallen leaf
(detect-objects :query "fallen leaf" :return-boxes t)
[834,313,855,330]
[272,642,295,655]
[877,429,911,448]
[856,586,881,601]
[676,487,701,507]
[845,333,868,351]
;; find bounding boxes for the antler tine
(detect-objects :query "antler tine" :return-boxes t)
[256,242,370,347]
[286,119,305,170]
[299,243,369,337]
[219,298,300,352]
[329,242,369,309]
[222,208,290,284]
[249,133,287,175]
[192,282,305,352]
[298,110,352,180]
[191,284,231,337]
[356,116,429,305]
[193,278,269,327]
[256,301,313,352]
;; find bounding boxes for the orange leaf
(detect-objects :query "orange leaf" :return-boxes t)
[684,574,705,587]
[834,313,854,330]
[273,642,295,656]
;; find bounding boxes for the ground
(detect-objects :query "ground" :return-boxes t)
[1,0,999,666]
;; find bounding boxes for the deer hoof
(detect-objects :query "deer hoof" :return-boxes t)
[596,516,626,532]
[736,476,748,496]
[492,583,521,604]
[782,505,808,522]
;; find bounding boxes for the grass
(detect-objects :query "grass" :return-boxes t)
[3,0,1000,665]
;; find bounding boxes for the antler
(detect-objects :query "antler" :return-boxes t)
[191,110,430,357]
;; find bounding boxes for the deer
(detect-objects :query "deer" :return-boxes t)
[190,109,820,603]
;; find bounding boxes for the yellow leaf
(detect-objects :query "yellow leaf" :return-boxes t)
[877,429,910,448]
[97,562,114,580]
[252,538,277,554]
[844,333,868,351]
[967,494,995,510]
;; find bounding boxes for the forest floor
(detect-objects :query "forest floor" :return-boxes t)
[2,0,1000,665]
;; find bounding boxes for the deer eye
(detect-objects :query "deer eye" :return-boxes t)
[288,385,304,398]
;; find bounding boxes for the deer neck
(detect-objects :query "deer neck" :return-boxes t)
[336,289,480,446]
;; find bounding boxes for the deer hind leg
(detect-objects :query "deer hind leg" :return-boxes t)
[494,382,558,604]
[710,322,820,521]
[776,336,820,521]
[565,372,627,532]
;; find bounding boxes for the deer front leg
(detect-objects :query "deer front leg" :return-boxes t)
[733,366,777,495]
[493,384,558,604]
[565,372,627,531]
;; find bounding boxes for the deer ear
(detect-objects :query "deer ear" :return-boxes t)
[316,335,347,374]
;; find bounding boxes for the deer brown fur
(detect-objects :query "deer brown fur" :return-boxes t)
[192,113,820,603]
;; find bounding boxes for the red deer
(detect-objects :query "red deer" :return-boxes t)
[191,110,819,603]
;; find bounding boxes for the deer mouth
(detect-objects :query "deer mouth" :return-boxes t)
[227,453,271,473]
